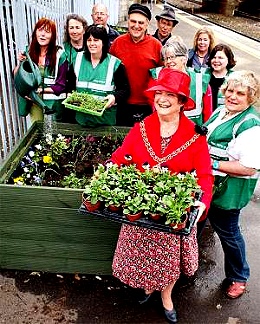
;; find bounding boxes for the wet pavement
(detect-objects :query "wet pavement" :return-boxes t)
[1,3,260,324]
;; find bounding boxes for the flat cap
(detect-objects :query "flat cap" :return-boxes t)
[128,3,152,21]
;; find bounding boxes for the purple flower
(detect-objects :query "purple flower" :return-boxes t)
[86,135,96,143]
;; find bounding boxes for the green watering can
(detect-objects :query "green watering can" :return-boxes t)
[14,51,54,114]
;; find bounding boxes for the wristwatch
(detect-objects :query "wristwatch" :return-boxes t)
[212,160,220,170]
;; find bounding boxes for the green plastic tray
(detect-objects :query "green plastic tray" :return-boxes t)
[62,97,106,116]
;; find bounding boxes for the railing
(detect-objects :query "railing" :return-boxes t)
[0,0,71,164]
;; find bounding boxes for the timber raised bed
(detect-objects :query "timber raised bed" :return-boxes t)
[0,122,129,275]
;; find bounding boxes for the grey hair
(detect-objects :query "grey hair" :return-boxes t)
[161,37,188,61]
[221,70,260,105]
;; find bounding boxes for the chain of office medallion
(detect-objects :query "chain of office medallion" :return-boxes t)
[140,121,200,164]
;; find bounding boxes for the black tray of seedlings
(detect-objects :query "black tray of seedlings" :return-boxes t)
[78,204,199,236]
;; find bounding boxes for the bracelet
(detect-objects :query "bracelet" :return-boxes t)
[212,160,220,170]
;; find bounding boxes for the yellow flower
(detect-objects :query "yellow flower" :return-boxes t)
[43,155,52,164]
[13,176,24,184]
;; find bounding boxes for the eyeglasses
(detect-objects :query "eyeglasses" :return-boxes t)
[93,12,107,16]
[164,55,183,61]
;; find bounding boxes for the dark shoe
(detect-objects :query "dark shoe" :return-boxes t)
[164,308,177,323]
[138,291,152,304]
[221,278,232,290]
[226,281,246,299]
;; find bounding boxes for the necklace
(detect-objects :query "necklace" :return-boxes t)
[196,52,206,58]
[140,121,200,164]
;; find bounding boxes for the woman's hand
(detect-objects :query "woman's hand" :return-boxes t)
[104,94,116,108]
[17,52,26,62]
[193,200,206,225]
[13,52,27,75]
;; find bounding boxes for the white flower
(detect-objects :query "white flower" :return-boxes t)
[35,144,42,150]
[161,167,169,173]
[57,134,65,141]
[177,173,185,179]
[105,162,114,169]
[23,167,29,173]
[45,133,53,144]
[26,174,31,178]
[28,151,35,158]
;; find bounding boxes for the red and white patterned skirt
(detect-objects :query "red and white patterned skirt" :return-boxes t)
[112,224,198,291]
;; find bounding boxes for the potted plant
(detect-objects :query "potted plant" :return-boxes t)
[155,172,201,229]
[82,178,104,211]
[143,192,163,222]
[123,195,147,221]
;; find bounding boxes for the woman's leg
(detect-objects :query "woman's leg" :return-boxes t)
[161,281,176,310]
[208,205,250,282]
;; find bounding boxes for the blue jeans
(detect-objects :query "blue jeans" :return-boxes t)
[208,205,250,282]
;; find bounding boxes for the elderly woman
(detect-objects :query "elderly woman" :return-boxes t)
[111,68,213,323]
[205,70,260,299]
[149,36,212,125]
[74,24,130,127]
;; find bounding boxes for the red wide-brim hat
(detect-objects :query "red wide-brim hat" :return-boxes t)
[146,68,195,111]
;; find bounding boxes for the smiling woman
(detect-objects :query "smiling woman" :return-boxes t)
[204,70,260,299]
[109,68,213,323]
[13,18,68,123]
[63,14,88,61]
[208,43,236,110]
[187,26,216,70]
[73,24,130,128]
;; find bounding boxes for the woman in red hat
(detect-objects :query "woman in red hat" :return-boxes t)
[110,68,213,323]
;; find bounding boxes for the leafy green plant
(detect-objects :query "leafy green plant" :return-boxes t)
[66,91,107,112]
[123,195,147,215]
[60,173,89,189]
[143,192,162,216]
[82,163,201,225]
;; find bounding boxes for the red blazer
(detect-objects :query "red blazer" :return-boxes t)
[111,112,213,220]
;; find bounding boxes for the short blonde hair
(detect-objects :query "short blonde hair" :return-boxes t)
[221,70,260,105]
[193,26,216,53]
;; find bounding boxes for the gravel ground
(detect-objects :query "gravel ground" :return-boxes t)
[168,0,260,41]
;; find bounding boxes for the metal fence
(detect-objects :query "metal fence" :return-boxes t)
[0,0,72,164]
[0,0,120,164]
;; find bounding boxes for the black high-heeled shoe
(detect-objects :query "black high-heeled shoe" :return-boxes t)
[138,291,152,304]
[164,308,178,323]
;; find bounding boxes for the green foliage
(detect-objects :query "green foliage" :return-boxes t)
[83,163,201,224]
[66,91,107,112]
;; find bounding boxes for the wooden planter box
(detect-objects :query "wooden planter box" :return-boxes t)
[0,122,129,275]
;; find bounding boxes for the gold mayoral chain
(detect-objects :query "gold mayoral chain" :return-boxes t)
[140,120,200,164]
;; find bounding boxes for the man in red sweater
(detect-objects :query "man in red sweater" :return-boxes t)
[110,3,162,126]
